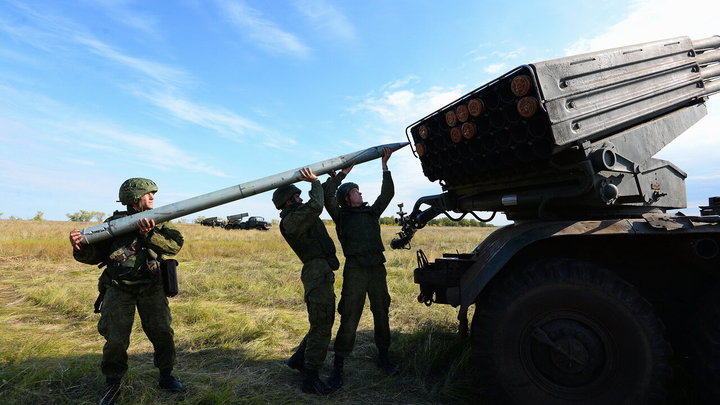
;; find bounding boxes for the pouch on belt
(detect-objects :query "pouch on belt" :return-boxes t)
[161,259,179,297]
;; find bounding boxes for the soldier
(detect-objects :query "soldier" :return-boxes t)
[273,167,340,395]
[323,146,399,388]
[69,178,184,405]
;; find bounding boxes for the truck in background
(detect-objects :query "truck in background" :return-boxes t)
[199,216,225,228]
[225,213,271,231]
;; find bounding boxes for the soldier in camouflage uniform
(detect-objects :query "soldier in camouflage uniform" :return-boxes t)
[69,178,184,405]
[323,147,399,388]
[273,167,339,395]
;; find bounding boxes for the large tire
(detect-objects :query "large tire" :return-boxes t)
[471,258,672,405]
[690,282,720,404]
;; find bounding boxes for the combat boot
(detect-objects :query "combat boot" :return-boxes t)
[98,377,121,405]
[287,338,306,372]
[377,349,399,375]
[327,355,344,391]
[158,368,185,392]
[301,368,333,395]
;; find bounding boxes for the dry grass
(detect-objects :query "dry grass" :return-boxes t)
[0,220,492,405]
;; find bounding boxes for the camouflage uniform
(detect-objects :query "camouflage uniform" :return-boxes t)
[73,209,184,379]
[324,171,394,359]
[279,180,339,370]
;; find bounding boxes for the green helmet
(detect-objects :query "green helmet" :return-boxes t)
[118,178,158,205]
[336,182,359,207]
[272,184,301,209]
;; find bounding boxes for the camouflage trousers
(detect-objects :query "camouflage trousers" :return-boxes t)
[333,264,391,358]
[300,258,336,370]
[98,281,175,378]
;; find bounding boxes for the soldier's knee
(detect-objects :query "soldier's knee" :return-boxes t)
[308,302,335,326]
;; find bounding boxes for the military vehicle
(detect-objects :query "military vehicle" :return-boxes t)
[199,216,225,227]
[225,213,271,230]
[392,35,720,404]
[225,212,248,228]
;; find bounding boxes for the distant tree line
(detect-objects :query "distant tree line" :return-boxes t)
[66,211,106,222]
[427,217,494,227]
[0,211,52,221]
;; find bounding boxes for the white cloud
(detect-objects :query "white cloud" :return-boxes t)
[355,85,465,127]
[384,75,421,90]
[72,121,230,177]
[85,0,160,37]
[140,91,265,143]
[0,1,78,52]
[217,0,310,58]
[294,0,355,41]
[565,0,720,54]
[75,35,192,90]
[0,3,271,147]
[496,48,525,60]
[0,83,229,178]
[483,63,507,75]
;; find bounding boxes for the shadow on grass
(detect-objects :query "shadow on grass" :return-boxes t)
[0,323,702,405]
[0,324,483,405]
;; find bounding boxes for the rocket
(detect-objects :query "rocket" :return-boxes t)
[78,142,409,244]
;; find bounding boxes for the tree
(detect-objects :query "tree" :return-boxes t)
[379,217,396,225]
[427,217,493,227]
[194,216,206,224]
[33,211,44,221]
[67,210,105,222]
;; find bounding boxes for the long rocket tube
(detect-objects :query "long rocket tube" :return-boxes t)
[80,142,409,245]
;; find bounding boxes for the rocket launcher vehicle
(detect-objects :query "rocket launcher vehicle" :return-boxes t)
[79,142,408,245]
[394,35,720,248]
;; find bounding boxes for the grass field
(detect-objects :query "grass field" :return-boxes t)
[0,220,493,405]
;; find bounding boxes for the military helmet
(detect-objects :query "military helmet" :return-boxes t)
[336,182,359,207]
[273,184,301,209]
[118,178,158,205]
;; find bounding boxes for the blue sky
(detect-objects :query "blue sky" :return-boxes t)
[1,0,718,224]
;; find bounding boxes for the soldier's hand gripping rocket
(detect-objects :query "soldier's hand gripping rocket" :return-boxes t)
[69,229,84,251]
[381,146,393,171]
[137,218,156,236]
[298,167,318,182]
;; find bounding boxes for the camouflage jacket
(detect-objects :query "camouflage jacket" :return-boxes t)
[324,170,394,267]
[73,209,184,283]
[279,180,339,269]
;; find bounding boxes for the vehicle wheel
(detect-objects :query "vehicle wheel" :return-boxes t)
[471,258,671,405]
[690,282,720,404]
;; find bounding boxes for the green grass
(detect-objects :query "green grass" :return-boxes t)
[0,220,704,404]
[0,220,488,404]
